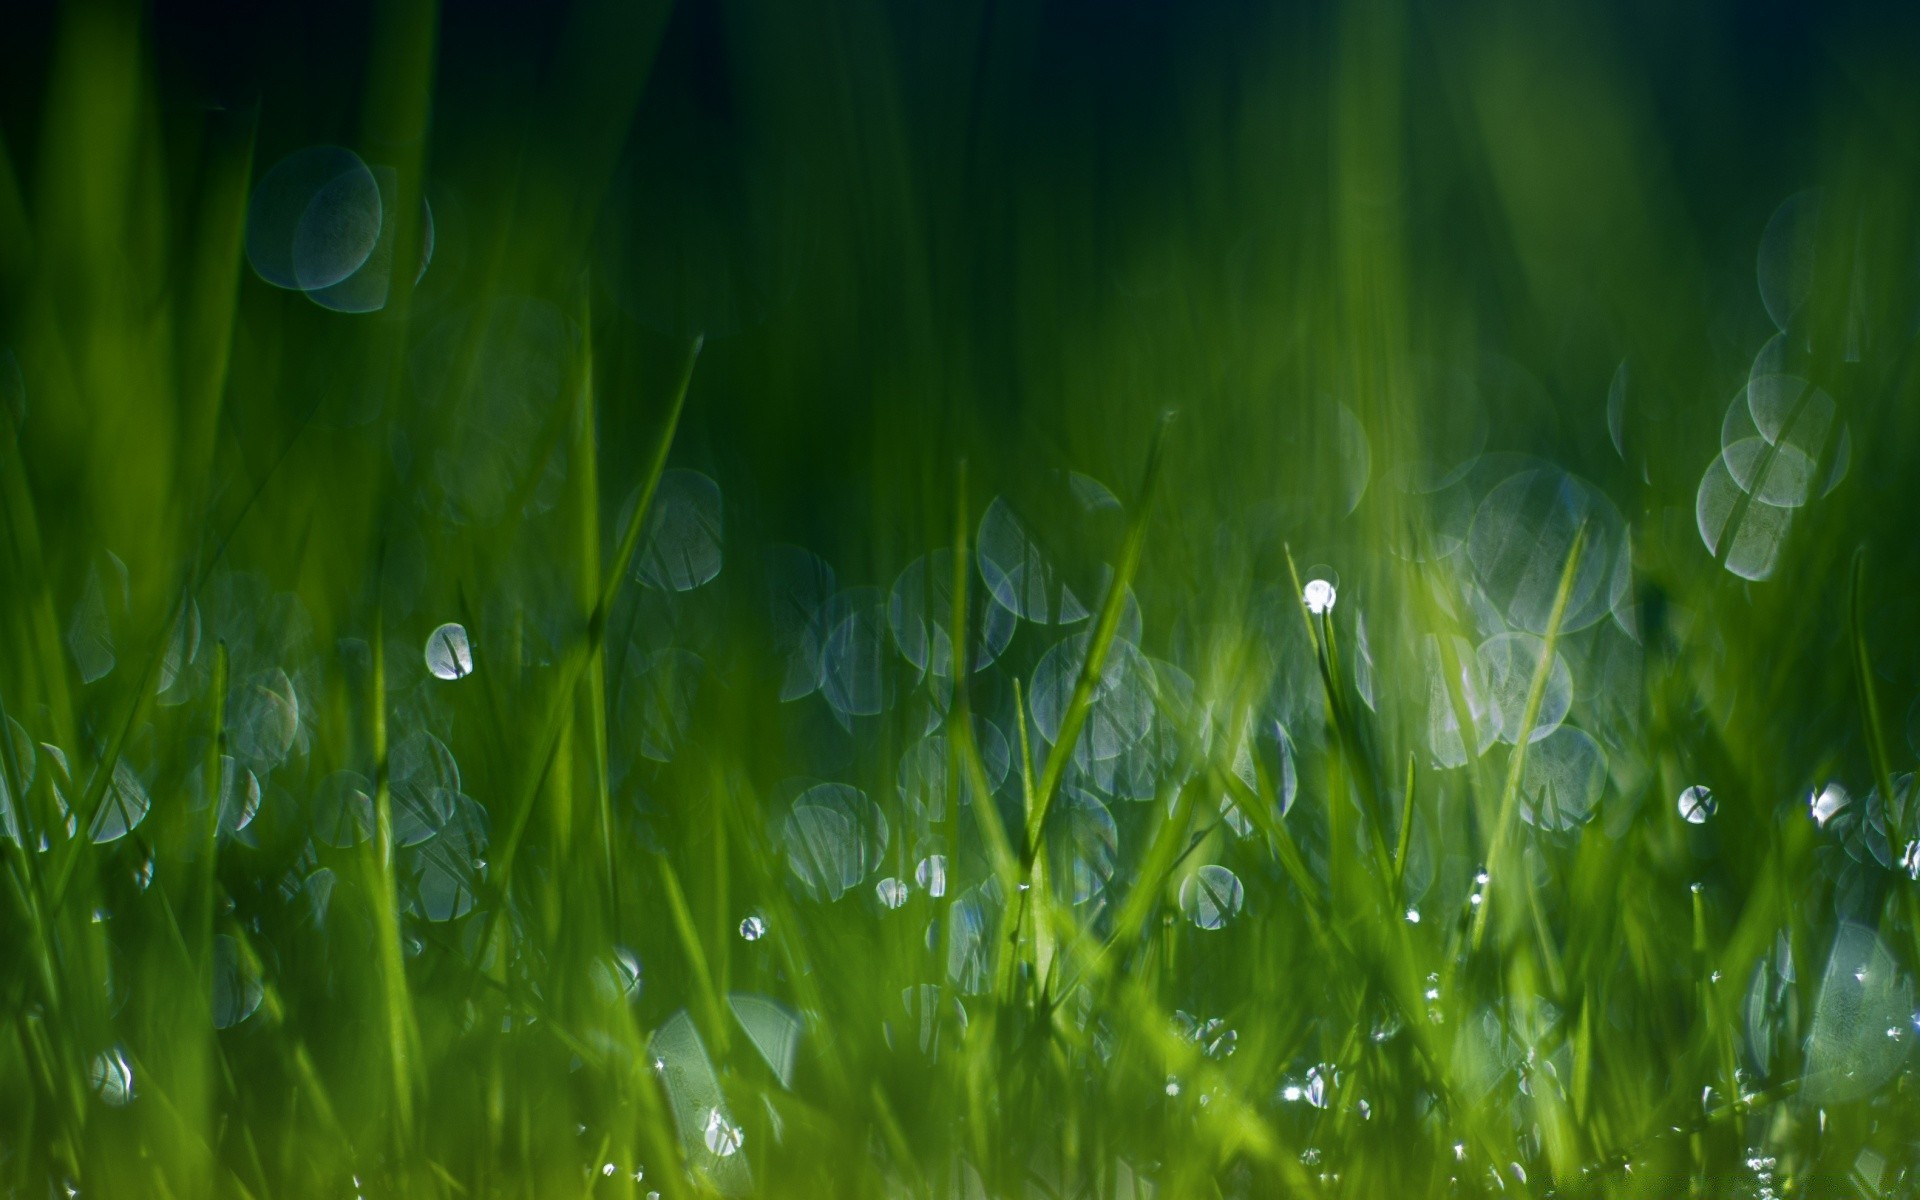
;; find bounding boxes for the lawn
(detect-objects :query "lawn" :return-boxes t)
[3,1,1920,1196]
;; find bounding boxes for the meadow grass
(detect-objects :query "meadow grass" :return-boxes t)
[5,1,1920,1197]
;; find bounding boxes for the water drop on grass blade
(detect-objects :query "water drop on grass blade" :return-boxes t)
[976,496,1088,625]
[306,165,435,313]
[1606,359,1629,460]
[635,470,725,592]
[425,622,473,680]
[591,947,644,1005]
[1518,725,1607,831]
[186,755,262,838]
[89,1047,135,1107]
[389,731,461,847]
[1477,632,1572,745]
[1756,191,1820,334]
[211,935,264,1029]
[915,855,948,897]
[1303,578,1336,615]
[412,836,483,921]
[1696,454,1791,580]
[1046,787,1119,905]
[784,782,887,901]
[650,1012,752,1192]
[1678,785,1716,825]
[88,761,151,844]
[1180,865,1244,930]
[1467,467,1628,635]
[766,545,837,701]
[67,559,121,684]
[889,549,1017,678]
[312,772,376,848]
[820,597,895,718]
[728,994,801,1088]
[246,146,382,290]
[1804,924,1915,1103]
[1811,781,1850,828]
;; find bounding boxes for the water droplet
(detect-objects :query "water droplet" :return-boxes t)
[1477,632,1573,745]
[1517,725,1607,829]
[888,549,1016,678]
[1179,865,1244,930]
[784,782,888,901]
[425,622,473,680]
[1696,453,1791,580]
[876,877,909,909]
[1303,579,1337,615]
[975,493,1098,625]
[635,470,725,592]
[591,947,644,1005]
[702,1107,744,1157]
[1804,924,1916,1103]
[186,754,262,838]
[245,146,383,291]
[1468,467,1630,635]
[914,854,948,898]
[212,934,264,1029]
[89,1046,135,1107]
[1810,781,1850,828]
[1281,1068,1335,1108]
[1678,785,1716,825]
[738,915,767,942]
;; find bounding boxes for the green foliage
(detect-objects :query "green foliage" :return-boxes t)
[4,2,1920,1197]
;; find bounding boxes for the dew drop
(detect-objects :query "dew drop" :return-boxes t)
[425,622,473,680]
[1303,579,1337,615]
[914,854,948,898]
[702,1107,744,1157]
[1678,785,1716,824]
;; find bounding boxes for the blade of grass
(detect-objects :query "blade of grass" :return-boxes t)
[655,854,730,1059]
[947,458,1019,895]
[1283,540,1395,888]
[488,334,701,902]
[1849,547,1897,824]
[1025,412,1173,864]
[365,605,423,1145]
[1471,520,1587,952]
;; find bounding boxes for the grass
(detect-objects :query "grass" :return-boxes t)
[6,0,1920,1197]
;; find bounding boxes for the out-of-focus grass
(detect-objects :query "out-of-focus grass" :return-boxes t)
[5,1,1920,1197]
